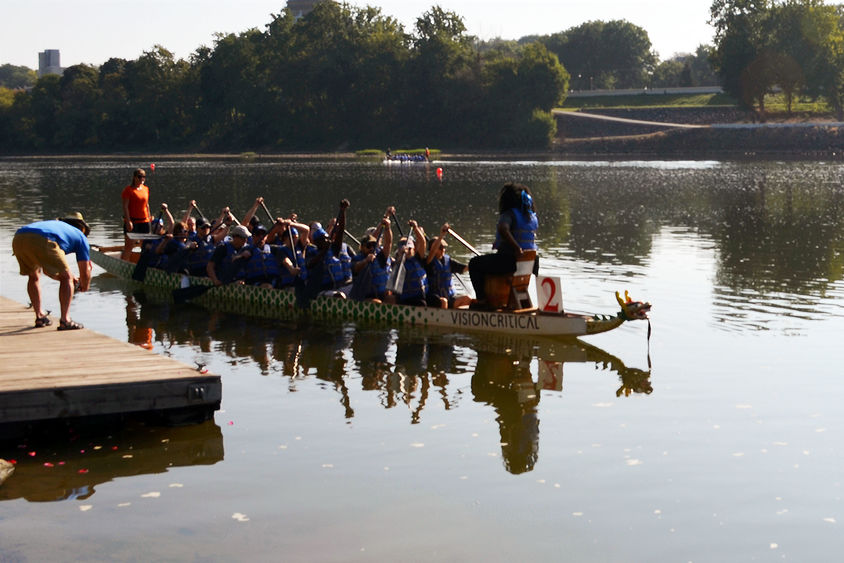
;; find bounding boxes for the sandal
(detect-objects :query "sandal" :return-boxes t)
[57,319,84,331]
[34,316,51,328]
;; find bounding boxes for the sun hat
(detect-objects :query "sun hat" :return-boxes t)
[230,225,251,238]
[61,211,90,235]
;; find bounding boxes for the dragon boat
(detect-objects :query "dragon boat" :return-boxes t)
[90,246,651,338]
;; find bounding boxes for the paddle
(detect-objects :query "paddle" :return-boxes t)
[260,200,274,224]
[344,229,360,247]
[386,229,414,294]
[192,201,208,222]
[391,211,404,237]
[447,227,481,256]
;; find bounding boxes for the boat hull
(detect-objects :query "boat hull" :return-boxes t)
[91,248,632,338]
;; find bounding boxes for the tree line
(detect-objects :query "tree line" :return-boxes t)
[710,0,844,117]
[0,3,698,153]
[7,1,840,153]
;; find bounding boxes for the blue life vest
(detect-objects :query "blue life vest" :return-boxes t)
[494,208,538,251]
[308,246,347,289]
[353,250,391,298]
[428,254,454,299]
[401,256,428,300]
[186,237,216,275]
[217,241,247,281]
[277,245,305,287]
[245,244,281,283]
[151,239,186,271]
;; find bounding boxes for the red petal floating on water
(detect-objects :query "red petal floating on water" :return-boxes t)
[9,459,16,464]
[58,461,66,465]
[112,446,118,450]
[43,462,54,468]
[28,451,36,457]
[78,469,89,474]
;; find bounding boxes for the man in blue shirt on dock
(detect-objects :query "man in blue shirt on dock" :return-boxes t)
[12,212,93,330]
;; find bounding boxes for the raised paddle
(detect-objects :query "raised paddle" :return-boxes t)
[390,211,404,237]
[192,201,208,222]
[260,200,275,224]
[344,229,360,247]
[447,227,481,256]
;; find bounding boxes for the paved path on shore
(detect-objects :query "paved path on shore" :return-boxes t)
[554,109,844,130]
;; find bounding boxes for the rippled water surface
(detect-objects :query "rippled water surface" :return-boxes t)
[1,158,843,561]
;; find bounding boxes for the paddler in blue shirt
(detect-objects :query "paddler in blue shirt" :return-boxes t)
[305,199,353,296]
[425,222,471,309]
[394,220,428,307]
[351,214,393,302]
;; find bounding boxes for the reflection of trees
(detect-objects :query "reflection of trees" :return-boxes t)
[564,174,661,265]
[712,179,844,293]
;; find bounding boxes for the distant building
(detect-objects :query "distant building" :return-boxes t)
[38,49,63,78]
[287,0,321,20]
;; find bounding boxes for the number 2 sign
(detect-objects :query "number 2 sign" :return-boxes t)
[537,275,563,314]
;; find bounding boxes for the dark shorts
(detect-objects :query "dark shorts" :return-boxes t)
[124,221,151,235]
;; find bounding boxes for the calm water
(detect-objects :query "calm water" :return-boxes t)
[1,158,843,561]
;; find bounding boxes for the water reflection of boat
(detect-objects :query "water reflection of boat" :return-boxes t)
[110,288,652,474]
[0,420,223,502]
[121,286,652,404]
[91,247,650,339]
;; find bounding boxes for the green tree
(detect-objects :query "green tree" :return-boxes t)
[200,30,266,148]
[0,64,37,89]
[55,64,102,148]
[406,6,478,144]
[542,20,656,90]
[651,58,685,87]
[709,0,770,108]
[28,74,62,148]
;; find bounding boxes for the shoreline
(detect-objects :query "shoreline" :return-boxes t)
[3,126,844,162]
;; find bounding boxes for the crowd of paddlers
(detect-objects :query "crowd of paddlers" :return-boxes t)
[122,167,539,310]
[128,196,474,309]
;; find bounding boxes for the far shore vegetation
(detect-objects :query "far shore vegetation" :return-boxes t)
[3,1,844,154]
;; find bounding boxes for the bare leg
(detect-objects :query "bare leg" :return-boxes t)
[26,272,46,321]
[121,236,133,261]
[56,270,74,323]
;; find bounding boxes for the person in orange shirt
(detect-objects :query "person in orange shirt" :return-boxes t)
[122,168,152,260]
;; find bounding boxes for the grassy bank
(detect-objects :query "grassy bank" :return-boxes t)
[561,92,834,117]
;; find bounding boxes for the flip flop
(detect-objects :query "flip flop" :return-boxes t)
[57,319,84,331]
[34,316,51,328]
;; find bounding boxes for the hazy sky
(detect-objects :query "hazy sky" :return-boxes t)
[4,1,715,69]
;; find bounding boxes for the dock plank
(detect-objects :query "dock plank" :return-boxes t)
[0,296,221,424]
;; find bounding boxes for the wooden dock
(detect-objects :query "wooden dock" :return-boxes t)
[0,296,221,426]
